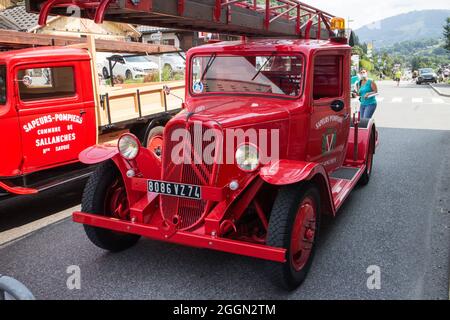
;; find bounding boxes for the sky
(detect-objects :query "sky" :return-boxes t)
[312,0,450,29]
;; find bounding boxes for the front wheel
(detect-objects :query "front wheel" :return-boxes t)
[81,161,140,252]
[265,184,320,290]
[102,67,109,79]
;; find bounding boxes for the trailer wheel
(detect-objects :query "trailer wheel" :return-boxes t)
[125,70,133,80]
[265,183,320,290]
[359,130,375,186]
[144,126,164,158]
[81,161,140,252]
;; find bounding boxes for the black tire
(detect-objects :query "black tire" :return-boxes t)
[81,161,140,252]
[144,126,164,158]
[359,130,375,186]
[125,70,133,80]
[265,183,320,290]
[102,67,109,79]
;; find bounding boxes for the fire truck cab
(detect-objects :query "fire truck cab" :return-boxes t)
[74,37,377,290]
[0,47,97,196]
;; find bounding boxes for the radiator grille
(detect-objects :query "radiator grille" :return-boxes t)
[161,121,218,230]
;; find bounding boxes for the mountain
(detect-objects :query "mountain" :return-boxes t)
[355,10,450,48]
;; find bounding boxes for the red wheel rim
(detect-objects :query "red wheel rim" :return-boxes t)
[147,135,163,158]
[104,178,129,220]
[290,196,317,272]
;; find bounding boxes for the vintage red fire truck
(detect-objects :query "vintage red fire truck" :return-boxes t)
[0,34,183,199]
[27,0,378,289]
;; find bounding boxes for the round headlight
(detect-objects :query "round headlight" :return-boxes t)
[118,134,140,160]
[235,144,260,172]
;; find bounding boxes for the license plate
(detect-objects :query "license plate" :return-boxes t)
[147,180,201,200]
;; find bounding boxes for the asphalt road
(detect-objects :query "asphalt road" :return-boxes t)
[0,81,449,300]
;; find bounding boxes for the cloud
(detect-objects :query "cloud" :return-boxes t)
[311,0,450,29]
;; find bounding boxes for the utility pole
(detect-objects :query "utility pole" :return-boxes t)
[347,17,355,29]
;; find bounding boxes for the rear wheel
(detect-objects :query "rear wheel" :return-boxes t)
[81,161,140,252]
[265,184,320,290]
[359,131,375,186]
[144,126,164,158]
[125,70,133,80]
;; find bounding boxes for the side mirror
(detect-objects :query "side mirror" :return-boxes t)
[162,84,184,104]
[17,75,33,87]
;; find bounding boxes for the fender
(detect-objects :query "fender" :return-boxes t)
[346,118,377,164]
[260,160,336,215]
[78,144,119,165]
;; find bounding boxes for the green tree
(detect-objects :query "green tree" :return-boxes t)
[444,17,450,51]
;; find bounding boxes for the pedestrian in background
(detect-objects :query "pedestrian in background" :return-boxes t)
[394,70,402,87]
[357,69,378,119]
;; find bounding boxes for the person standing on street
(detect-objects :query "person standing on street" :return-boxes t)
[357,69,378,119]
[394,69,402,86]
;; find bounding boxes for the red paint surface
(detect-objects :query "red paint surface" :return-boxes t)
[73,39,377,261]
[0,47,96,178]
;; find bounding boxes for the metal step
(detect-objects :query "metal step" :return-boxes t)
[330,167,360,181]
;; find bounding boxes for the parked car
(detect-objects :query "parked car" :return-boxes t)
[100,54,159,80]
[417,68,437,85]
[146,52,186,78]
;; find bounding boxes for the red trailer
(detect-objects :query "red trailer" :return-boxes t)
[27,0,377,289]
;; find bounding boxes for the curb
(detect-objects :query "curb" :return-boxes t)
[429,83,450,98]
[0,206,78,248]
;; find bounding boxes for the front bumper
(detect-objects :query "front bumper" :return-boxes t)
[73,211,286,263]
[418,77,436,83]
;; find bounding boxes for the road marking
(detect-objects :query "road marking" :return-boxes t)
[432,98,445,104]
[392,97,403,103]
[0,205,79,247]
[412,98,423,103]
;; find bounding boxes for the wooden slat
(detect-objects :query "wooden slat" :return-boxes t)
[0,29,178,53]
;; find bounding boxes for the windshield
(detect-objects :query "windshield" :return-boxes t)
[420,68,433,74]
[191,54,304,97]
[125,56,150,63]
[0,65,6,105]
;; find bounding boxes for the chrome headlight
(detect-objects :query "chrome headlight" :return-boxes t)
[118,134,140,160]
[235,144,260,172]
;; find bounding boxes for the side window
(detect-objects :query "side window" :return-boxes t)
[313,55,343,100]
[0,65,6,105]
[17,66,76,102]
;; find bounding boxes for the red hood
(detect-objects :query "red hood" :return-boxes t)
[180,96,292,128]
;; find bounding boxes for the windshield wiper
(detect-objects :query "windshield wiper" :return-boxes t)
[252,53,276,81]
[200,53,217,81]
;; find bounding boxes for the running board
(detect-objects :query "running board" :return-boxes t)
[0,164,93,196]
[329,165,365,211]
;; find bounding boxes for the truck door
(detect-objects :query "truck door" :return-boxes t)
[15,62,96,174]
[307,53,350,171]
